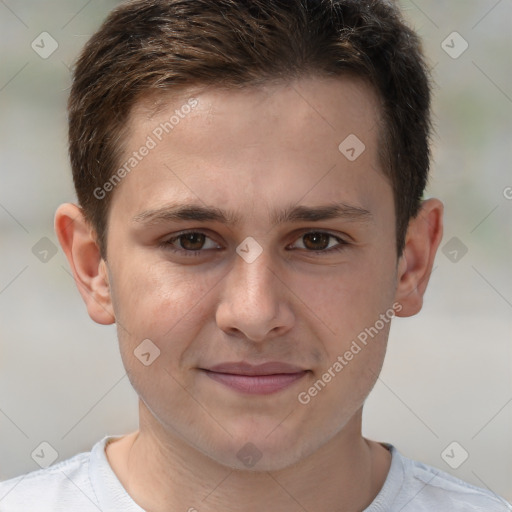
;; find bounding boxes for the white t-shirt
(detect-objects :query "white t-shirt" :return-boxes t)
[0,436,510,511]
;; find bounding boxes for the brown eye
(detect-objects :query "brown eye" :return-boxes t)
[179,232,206,250]
[289,231,347,254]
[162,231,221,256]
[302,232,331,250]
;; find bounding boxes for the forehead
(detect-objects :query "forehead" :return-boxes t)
[111,75,389,223]
[132,75,381,132]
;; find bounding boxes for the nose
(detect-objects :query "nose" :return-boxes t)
[215,248,295,342]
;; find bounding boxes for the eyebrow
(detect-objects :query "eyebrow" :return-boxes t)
[132,202,373,227]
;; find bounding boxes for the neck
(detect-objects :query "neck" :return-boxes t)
[106,401,391,512]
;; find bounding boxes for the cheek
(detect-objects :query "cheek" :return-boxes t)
[293,250,397,340]
[109,258,222,353]
[109,261,220,417]
[298,321,390,431]
[109,259,232,418]
[296,250,396,408]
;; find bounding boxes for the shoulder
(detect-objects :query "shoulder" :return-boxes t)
[391,446,512,511]
[0,445,98,512]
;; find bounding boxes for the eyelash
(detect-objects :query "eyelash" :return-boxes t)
[159,230,349,257]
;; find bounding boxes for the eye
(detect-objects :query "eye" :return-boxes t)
[290,231,348,253]
[161,231,221,255]
[160,229,348,258]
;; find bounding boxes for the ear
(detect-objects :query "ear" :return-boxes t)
[54,203,115,325]
[394,198,444,317]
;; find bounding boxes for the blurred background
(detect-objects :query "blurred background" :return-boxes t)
[0,0,511,503]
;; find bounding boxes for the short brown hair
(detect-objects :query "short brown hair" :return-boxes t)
[68,0,432,257]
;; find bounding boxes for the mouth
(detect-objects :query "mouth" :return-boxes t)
[200,362,309,395]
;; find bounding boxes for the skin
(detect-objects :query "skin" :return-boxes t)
[55,75,443,512]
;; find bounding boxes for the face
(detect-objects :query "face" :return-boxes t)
[104,76,400,470]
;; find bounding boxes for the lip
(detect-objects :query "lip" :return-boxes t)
[201,362,309,395]
[208,361,306,375]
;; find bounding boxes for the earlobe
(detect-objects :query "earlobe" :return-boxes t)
[394,198,444,317]
[54,203,115,325]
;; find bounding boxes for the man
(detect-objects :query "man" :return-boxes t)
[0,0,510,510]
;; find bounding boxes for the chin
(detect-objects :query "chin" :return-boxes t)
[206,422,316,472]
[217,444,306,472]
